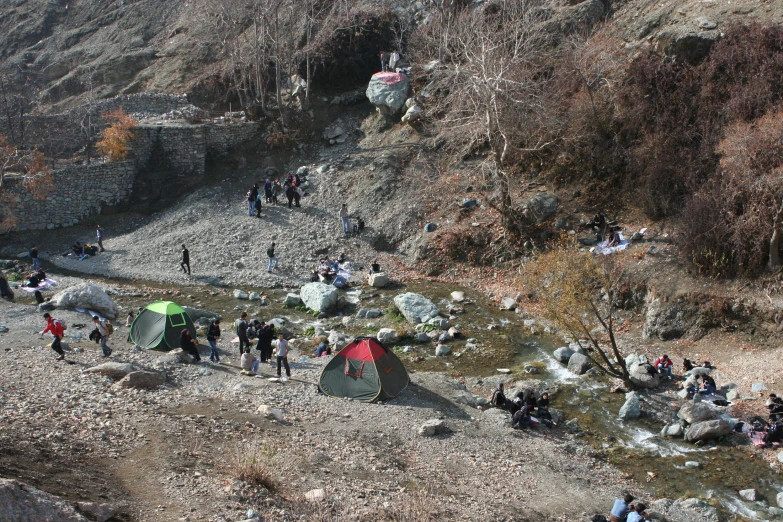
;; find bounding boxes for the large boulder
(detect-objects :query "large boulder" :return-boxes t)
[393,293,439,324]
[684,419,732,442]
[553,347,574,363]
[619,392,642,420]
[567,352,592,375]
[182,306,220,324]
[51,283,118,319]
[0,478,89,521]
[114,371,165,390]
[522,193,558,222]
[649,498,719,522]
[85,362,138,379]
[677,401,716,424]
[626,355,660,389]
[366,72,411,116]
[300,282,338,312]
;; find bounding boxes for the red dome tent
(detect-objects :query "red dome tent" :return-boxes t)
[318,337,410,402]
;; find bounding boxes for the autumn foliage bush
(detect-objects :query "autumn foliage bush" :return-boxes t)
[95,109,138,162]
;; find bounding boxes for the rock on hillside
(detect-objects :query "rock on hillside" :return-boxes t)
[0,478,89,522]
[366,72,410,116]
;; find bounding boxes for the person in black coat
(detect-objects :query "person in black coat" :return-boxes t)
[179,329,200,361]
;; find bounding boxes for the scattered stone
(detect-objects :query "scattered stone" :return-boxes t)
[450,291,466,303]
[738,489,759,501]
[752,382,767,393]
[393,293,439,324]
[684,461,700,469]
[418,419,447,436]
[778,491,783,509]
[677,401,716,424]
[496,368,511,374]
[284,294,302,307]
[75,501,119,522]
[85,362,138,379]
[428,317,449,329]
[552,347,574,363]
[415,332,429,343]
[500,297,516,311]
[114,371,165,390]
[0,478,89,521]
[522,193,558,222]
[233,289,249,300]
[684,419,732,442]
[368,272,389,287]
[256,405,284,422]
[726,389,740,401]
[619,392,641,420]
[365,309,381,319]
[435,344,451,356]
[376,328,398,345]
[248,292,260,301]
[304,488,326,502]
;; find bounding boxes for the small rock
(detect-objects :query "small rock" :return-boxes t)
[619,392,642,420]
[233,289,249,300]
[248,292,260,301]
[256,405,284,422]
[500,297,516,311]
[377,328,398,345]
[418,419,447,436]
[283,293,302,307]
[304,488,326,502]
[114,371,165,390]
[752,382,767,393]
[368,273,389,288]
[435,344,451,356]
[450,291,466,303]
[738,489,758,501]
[684,461,700,469]
[365,309,381,319]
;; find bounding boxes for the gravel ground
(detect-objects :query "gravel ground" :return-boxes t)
[0,297,628,521]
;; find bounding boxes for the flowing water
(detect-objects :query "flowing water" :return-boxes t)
[47,270,783,520]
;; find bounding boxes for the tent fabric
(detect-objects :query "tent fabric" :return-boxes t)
[128,301,197,351]
[319,337,410,402]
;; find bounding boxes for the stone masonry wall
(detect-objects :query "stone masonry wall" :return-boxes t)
[6,161,136,231]
[5,121,260,231]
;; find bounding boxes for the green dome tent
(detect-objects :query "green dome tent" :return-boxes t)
[128,301,197,351]
[318,337,410,402]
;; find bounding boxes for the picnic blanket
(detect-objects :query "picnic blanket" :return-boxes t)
[595,233,629,255]
[19,278,57,292]
[73,308,107,321]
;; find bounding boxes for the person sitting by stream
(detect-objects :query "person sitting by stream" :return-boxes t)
[608,493,634,522]
[370,259,381,275]
[314,338,331,357]
[768,394,783,422]
[491,383,508,409]
[699,374,717,396]
[71,241,88,260]
[652,354,673,380]
[537,392,555,427]
[626,503,650,522]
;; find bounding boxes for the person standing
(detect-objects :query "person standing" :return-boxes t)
[30,245,40,270]
[255,192,262,218]
[207,319,222,363]
[236,312,250,357]
[180,244,190,275]
[389,50,400,72]
[267,242,278,273]
[379,51,388,72]
[339,204,350,234]
[92,316,112,357]
[96,225,105,252]
[285,183,296,209]
[276,333,291,378]
[41,313,66,361]
[256,322,273,363]
[179,328,200,362]
[264,179,273,203]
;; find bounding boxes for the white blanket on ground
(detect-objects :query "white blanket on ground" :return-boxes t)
[596,233,629,255]
[19,278,57,292]
[74,308,107,321]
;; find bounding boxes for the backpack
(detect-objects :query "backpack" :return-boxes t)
[55,319,67,331]
[105,321,114,336]
[267,248,274,258]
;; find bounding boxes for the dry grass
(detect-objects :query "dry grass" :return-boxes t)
[221,442,278,492]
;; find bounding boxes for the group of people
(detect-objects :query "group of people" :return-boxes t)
[245,173,309,217]
[491,383,555,429]
[601,494,650,522]
[234,312,291,378]
[379,50,402,73]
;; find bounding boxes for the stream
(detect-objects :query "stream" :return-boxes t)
[37,268,783,521]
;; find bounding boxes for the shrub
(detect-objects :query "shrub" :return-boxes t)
[386,305,405,323]
[222,443,278,492]
[95,109,138,162]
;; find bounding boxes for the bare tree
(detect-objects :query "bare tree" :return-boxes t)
[0,135,52,231]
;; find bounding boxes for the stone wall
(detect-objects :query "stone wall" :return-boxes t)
[5,121,260,231]
[6,162,136,231]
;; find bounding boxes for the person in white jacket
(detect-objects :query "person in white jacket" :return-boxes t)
[93,316,112,357]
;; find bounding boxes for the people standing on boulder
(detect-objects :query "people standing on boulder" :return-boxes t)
[379,51,388,72]
[608,494,634,522]
[92,316,113,357]
[207,319,221,363]
[339,204,350,234]
[389,50,400,72]
[41,313,66,361]
[30,244,40,270]
[267,242,278,273]
[179,328,201,362]
[180,244,190,275]
[236,312,250,357]
[96,225,105,252]
[276,333,291,379]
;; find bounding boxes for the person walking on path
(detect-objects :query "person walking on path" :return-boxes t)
[96,225,105,252]
[267,242,278,273]
[180,244,190,275]
[276,333,291,378]
[207,319,221,363]
[41,313,66,361]
[30,245,40,271]
[236,312,250,357]
[179,328,201,362]
[339,204,350,234]
[92,316,112,357]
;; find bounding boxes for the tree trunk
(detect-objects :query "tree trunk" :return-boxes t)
[770,201,783,270]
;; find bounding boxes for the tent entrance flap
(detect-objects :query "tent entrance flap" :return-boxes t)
[345,358,365,378]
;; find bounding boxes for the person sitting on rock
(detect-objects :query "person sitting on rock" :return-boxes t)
[370,259,381,274]
[537,392,554,426]
[179,329,201,362]
[626,503,649,522]
[699,374,717,396]
[314,338,331,357]
[512,404,533,430]
[652,354,673,380]
[608,493,634,522]
[764,421,783,446]
[683,374,701,399]
[768,394,783,422]
[491,383,507,409]
[241,350,259,374]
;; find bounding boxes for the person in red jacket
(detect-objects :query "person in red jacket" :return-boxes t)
[653,354,673,380]
[41,313,66,360]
